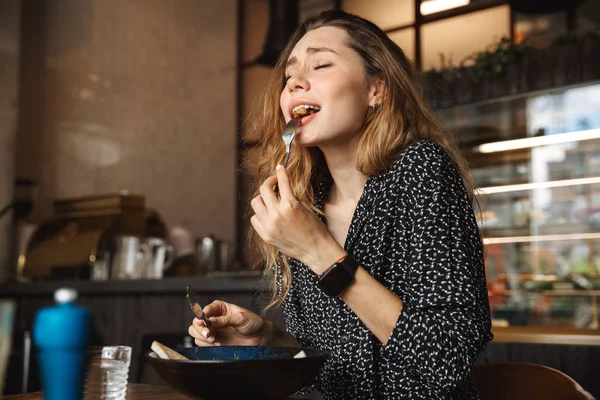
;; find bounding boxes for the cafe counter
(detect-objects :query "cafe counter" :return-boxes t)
[1,274,599,397]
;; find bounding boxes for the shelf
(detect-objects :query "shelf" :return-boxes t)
[464,149,532,168]
[492,326,600,346]
[0,273,264,296]
[542,290,600,296]
[442,80,600,331]
[482,224,597,238]
[499,290,600,296]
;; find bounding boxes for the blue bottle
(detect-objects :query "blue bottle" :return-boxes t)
[33,287,91,400]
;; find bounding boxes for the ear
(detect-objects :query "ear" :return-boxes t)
[368,76,386,107]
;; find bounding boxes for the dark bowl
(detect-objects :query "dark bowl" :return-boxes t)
[147,346,329,399]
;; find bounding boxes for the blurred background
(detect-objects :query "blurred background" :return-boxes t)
[0,0,599,279]
[1,0,600,397]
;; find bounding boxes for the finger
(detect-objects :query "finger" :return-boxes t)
[250,214,268,242]
[194,317,206,328]
[203,300,229,318]
[195,316,215,340]
[188,323,216,344]
[276,165,294,200]
[188,324,201,340]
[207,315,228,328]
[188,323,215,343]
[250,195,268,218]
[259,175,279,208]
[194,338,215,347]
[208,311,247,329]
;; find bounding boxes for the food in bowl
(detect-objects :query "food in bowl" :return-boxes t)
[151,340,188,360]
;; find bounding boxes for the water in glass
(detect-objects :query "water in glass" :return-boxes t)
[84,346,131,400]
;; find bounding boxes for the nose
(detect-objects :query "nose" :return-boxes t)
[286,73,310,93]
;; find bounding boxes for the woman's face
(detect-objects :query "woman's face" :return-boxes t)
[280,26,376,148]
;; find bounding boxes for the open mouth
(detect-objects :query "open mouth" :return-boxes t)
[292,104,321,119]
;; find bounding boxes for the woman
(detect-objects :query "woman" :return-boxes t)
[189,9,492,399]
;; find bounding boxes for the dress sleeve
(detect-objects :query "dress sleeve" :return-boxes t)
[279,262,319,395]
[380,144,493,395]
[279,262,315,349]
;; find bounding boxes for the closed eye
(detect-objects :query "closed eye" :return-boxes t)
[283,63,330,85]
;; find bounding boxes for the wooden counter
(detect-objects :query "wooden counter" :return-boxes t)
[2,382,315,399]
[492,326,600,347]
[2,383,193,400]
[2,275,599,397]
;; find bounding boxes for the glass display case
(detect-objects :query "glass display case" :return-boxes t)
[439,80,600,330]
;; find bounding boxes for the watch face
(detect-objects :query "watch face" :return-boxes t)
[318,263,354,296]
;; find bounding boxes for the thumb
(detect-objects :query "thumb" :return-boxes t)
[209,311,247,329]
[203,300,229,318]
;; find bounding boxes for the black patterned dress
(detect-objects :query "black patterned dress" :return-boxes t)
[279,140,493,399]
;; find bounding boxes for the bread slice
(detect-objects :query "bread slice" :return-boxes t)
[151,340,189,361]
[293,350,307,359]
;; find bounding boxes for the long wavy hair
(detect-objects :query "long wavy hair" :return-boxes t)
[245,9,474,309]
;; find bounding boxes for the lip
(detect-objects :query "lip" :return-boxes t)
[299,112,318,126]
[288,99,321,119]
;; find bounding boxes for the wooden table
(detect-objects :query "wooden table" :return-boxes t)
[1,383,317,399]
[2,383,193,399]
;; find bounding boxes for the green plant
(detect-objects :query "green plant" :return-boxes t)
[551,28,600,46]
[425,36,534,79]
[424,29,599,81]
[467,36,533,79]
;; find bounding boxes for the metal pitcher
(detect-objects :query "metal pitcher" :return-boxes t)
[196,236,233,274]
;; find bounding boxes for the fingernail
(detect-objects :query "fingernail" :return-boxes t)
[276,164,282,170]
[207,336,215,343]
[203,330,209,338]
[214,342,221,347]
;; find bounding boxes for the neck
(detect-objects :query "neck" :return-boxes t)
[321,145,368,205]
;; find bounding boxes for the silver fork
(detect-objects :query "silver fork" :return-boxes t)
[282,117,301,168]
[274,117,301,197]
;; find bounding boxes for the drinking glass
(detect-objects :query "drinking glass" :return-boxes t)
[84,345,131,400]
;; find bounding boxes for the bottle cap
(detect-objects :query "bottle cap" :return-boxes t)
[54,287,78,304]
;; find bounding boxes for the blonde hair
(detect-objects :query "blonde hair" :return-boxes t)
[245,9,474,309]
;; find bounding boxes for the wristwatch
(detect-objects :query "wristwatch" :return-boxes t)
[317,254,359,297]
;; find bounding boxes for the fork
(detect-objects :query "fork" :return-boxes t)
[282,117,301,168]
[274,117,301,197]
[186,286,213,337]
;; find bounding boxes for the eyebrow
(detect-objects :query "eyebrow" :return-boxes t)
[286,47,338,68]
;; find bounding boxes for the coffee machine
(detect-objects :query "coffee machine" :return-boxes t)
[18,192,146,281]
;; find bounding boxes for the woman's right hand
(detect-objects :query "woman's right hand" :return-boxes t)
[188,300,271,347]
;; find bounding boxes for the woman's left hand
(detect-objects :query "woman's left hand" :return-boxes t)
[250,165,345,274]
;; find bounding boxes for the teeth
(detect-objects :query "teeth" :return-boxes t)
[292,104,321,118]
[292,104,320,113]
